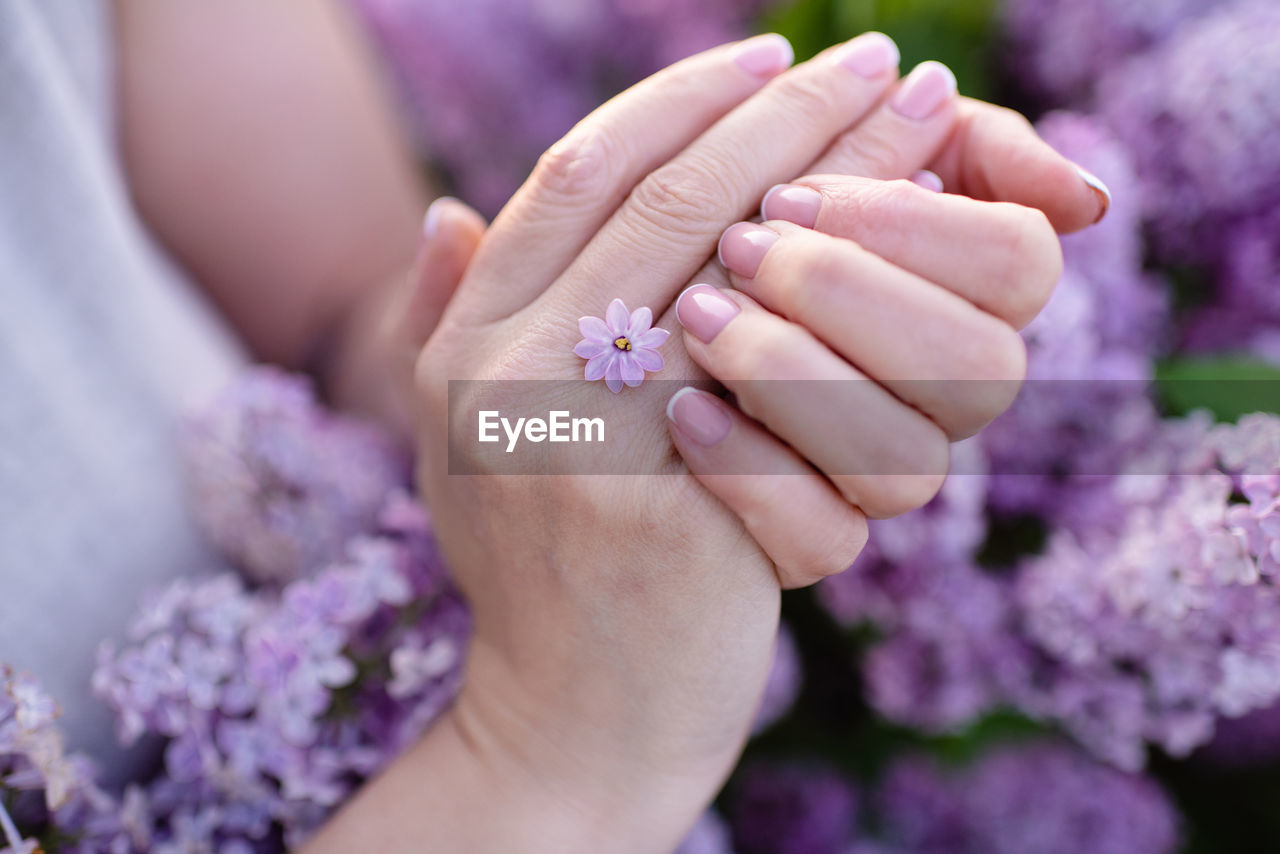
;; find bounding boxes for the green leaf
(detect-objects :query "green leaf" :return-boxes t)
[1156,357,1280,422]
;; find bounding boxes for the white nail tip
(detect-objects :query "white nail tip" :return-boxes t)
[1075,166,1112,206]
[667,387,699,422]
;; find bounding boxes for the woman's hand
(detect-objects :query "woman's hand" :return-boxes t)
[311,32,1102,854]
[666,174,1064,572]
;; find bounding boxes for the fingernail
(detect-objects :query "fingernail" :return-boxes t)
[424,196,454,240]
[1076,165,1112,224]
[761,184,822,228]
[833,32,900,78]
[911,170,944,193]
[676,284,741,344]
[732,33,794,78]
[890,61,957,120]
[667,387,732,447]
[718,222,780,279]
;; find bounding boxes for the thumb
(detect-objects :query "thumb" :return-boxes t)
[402,196,487,348]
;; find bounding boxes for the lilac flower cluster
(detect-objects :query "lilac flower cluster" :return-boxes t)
[87,491,471,851]
[183,368,409,584]
[1001,0,1228,105]
[860,744,1178,854]
[1,667,140,854]
[726,743,1178,854]
[1015,415,1280,768]
[730,761,858,854]
[346,0,771,214]
[1097,1,1280,267]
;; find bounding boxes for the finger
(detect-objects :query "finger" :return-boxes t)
[716,222,1026,440]
[760,175,1063,328]
[674,285,950,519]
[403,197,487,346]
[454,35,795,324]
[806,61,959,179]
[665,386,869,587]
[928,97,1110,233]
[542,32,903,321]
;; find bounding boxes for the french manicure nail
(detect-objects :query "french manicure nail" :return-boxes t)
[761,184,822,228]
[732,33,794,78]
[718,222,780,278]
[1076,165,1112,224]
[676,284,741,344]
[890,61,957,120]
[667,387,732,447]
[833,31,900,78]
[911,170,944,193]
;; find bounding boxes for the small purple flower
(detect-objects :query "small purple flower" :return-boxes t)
[575,298,669,393]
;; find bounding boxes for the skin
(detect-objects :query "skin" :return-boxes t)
[111,2,1102,850]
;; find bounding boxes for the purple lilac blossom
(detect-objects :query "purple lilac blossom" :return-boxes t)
[1001,0,1227,106]
[864,743,1178,854]
[0,667,142,853]
[729,762,858,854]
[817,441,1019,733]
[860,561,1031,732]
[1013,414,1280,769]
[1182,205,1280,361]
[347,0,770,214]
[575,298,670,392]
[1097,1,1280,266]
[182,367,409,584]
[92,492,470,851]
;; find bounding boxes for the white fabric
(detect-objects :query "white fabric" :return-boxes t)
[0,0,246,781]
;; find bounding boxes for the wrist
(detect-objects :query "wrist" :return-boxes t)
[445,644,737,852]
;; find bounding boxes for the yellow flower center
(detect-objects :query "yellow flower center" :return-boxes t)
[613,336,632,351]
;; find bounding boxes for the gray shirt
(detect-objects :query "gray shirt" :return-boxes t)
[0,0,245,780]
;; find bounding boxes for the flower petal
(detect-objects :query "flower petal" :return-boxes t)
[633,327,670,349]
[574,339,610,360]
[584,352,613,381]
[579,316,612,343]
[609,355,629,391]
[628,306,653,337]
[632,348,664,372]
[620,354,645,386]
[605,299,630,335]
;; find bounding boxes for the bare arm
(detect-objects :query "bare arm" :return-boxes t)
[113,0,427,418]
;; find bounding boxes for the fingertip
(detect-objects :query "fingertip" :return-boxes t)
[422,196,454,241]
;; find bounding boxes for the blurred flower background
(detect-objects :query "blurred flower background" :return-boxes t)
[4,0,1280,852]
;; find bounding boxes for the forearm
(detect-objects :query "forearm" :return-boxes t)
[114,0,427,371]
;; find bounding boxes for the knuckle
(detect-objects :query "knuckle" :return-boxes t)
[727,324,794,383]
[775,73,848,125]
[783,243,846,319]
[790,518,869,587]
[866,470,949,519]
[531,126,619,201]
[836,430,950,518]
[977,321,1028,387]
[831,129,903,179]
[630,160,728,236]
[990,205,1064,327]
